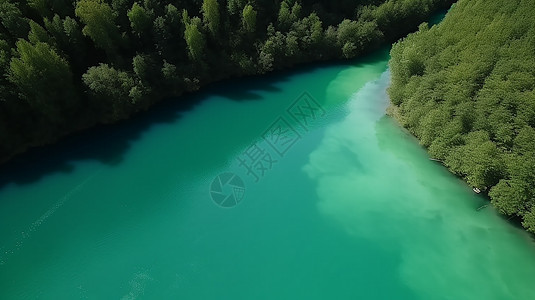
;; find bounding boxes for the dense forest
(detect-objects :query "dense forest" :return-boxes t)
[389,0,535,232]
[0,0,454,163]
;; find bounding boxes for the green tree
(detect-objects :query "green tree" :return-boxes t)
[132,53,160,87]
[277,1,292,31]
[82,63,137,119]
[44,15,68,47]
[201,0,220,36]
[523,209,535,233]
[28,0,72,18]
[242,4,257,33]
[388,0,535,232]
[27,20,51,45]
[0,0,29,38]
[227,0,246,15]
[75,0,121,55]
[182,11,206,62]
[0,0,457,173]
[9,39,76,120]
[337,19,382,58]
[63,16,84,44]
[128,2,153,35]
[161,60,179,86]
[285,32,299,57]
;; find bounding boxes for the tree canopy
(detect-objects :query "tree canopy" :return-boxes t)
[0,0,453,164]
[388,0,535,232]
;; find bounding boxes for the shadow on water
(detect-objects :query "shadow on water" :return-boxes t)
[0,95,194,188]
[0,71,291,189]
[210,74,282,101]
[0,49,390,190]
[428,9,448,27]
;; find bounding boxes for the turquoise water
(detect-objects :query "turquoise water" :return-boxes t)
[1,49,535,299]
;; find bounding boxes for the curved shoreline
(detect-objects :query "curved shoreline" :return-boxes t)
[0,3,455,166]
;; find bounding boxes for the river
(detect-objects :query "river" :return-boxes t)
[1,45,535,299]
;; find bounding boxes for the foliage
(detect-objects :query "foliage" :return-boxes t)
[388,0,535,232]
[75,0,121,56]
[182,12,206,62]
[9,40,76,121]
[128,2,153,35]
[201,0,220,36]
[82,63,137,119]
[0,0,453,164]
[242,4,257,33]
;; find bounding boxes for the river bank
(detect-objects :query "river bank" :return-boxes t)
[0,1,456,165]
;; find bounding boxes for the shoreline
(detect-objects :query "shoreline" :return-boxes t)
[0,3,455,166]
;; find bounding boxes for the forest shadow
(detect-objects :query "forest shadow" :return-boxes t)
[0,94,196,188]
[209,73,283,101]
[0,72,290,189]
[0,48,391,190]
